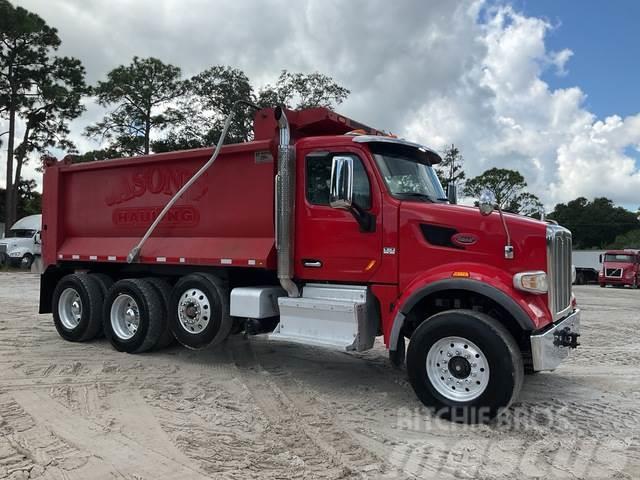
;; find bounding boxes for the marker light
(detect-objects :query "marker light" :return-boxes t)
[513,271,548,294]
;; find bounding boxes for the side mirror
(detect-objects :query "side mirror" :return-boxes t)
[446,184,458,204]
[34,232,41,245]
[478,189,496,216]
[329,156,353,210]
[599,254,603,264]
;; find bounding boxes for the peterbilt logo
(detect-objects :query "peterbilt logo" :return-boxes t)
[451,233,478,247]
[105,167,208,207]
[113,205,199,227]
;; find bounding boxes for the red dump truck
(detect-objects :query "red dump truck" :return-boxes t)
[39,106,580,422]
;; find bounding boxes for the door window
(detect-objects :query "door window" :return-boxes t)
[305,154,371,209]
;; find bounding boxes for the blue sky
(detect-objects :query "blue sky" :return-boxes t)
[511,0,640,120]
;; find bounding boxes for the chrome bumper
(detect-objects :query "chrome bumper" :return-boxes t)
[530,309,580,371]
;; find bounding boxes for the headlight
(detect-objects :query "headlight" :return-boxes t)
[9,251,22,257]
[513,271,548,294]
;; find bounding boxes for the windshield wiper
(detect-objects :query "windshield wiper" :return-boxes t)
[394,192,434,202]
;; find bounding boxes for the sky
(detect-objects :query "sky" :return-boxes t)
[3,0,640,211]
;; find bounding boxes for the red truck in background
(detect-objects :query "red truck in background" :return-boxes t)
[39,105,580,422]
[599,249,640,288]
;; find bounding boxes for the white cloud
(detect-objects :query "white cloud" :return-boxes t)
[3,0,640,210]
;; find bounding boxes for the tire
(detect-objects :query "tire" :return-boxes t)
[91,273,114,297]
[406,310,524,423]
[144,277,175,349]
[103,279,164,354]
[52,273,105,342]
[599,283,606,288]
[21,253,34,269]
[169,273,232,350]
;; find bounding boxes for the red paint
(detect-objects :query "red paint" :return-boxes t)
[42,106,561,349]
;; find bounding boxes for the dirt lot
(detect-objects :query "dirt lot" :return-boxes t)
[0,272,638,479]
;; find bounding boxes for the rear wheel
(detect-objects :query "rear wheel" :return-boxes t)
[52,273,104,342]
[406,310,523,423]
[103,279,163,353]
[169,273,232,350]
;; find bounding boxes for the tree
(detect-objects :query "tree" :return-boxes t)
[86,57,185,156]
[463,168,543,216]
[0,179,41,223]
[257,70,350,110]
[548,197,640,249]
[435,144,465,191]
[155,68,350,151]
[1,0,86,235]
[153,66,254,152]
[608,229,640,249]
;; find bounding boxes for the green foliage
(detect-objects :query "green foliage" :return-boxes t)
[257,70,350,110]
[152,66,254,152]
[463,167,542,216]
[154,68,350,151]
[548,197,640,249]
[0,179,41,222]
[86,56,185,156]
[608,229,640,249]
[67,147,123,164]
[435,144,465,191]
[1,0,86,233]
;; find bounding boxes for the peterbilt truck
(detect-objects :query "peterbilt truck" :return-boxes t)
[39,106,580,422]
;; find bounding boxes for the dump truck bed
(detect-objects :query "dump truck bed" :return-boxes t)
[42,140,277,269]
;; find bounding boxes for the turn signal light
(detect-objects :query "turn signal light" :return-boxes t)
[452,271,470,278]
[513,271,548,294]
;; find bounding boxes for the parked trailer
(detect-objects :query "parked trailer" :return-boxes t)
[39,105,580,422]
[573,250,605,285]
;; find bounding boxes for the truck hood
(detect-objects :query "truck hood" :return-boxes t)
[398,202,549,276]
[0,237,33,250]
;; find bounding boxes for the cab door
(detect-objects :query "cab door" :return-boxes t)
[294,146,382,282]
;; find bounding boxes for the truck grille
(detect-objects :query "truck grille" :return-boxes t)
[546,225,573,321]
[0,245,6,254]
[605,268,622,278]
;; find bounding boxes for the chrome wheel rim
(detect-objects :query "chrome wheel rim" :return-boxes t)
[58,288,82,330]
[178,288,210,334]
[426,336,490,402]
[111,294,140,340]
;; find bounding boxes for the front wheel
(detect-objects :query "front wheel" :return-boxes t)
[406,310,523,423]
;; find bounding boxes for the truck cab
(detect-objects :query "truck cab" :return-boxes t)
[0,214,41,269]
[599,249,640,288]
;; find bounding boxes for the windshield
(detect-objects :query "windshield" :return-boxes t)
[373,152,446,202]
[7,229,35,238]
[604,254,636,263]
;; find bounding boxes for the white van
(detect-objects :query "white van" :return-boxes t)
[0,214,42,268]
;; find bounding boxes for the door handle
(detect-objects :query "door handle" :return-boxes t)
[303,259,323,268]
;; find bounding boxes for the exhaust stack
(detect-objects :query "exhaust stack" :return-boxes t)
[275,107,300,298]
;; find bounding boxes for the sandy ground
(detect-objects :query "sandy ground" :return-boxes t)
[0,272,638,479]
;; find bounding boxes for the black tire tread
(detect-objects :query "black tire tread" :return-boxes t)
[144,276,175,349]
[52,273,104,342]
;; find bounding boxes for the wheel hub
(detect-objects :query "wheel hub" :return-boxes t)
[448,356,471,379]
[110,294,140,340]
[426,336,490,402]
[58,288,82,330]
[178,289,210,334]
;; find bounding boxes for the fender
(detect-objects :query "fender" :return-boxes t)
[388,268,545,352]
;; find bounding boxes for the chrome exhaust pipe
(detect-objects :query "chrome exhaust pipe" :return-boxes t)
[275,107,300,298]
